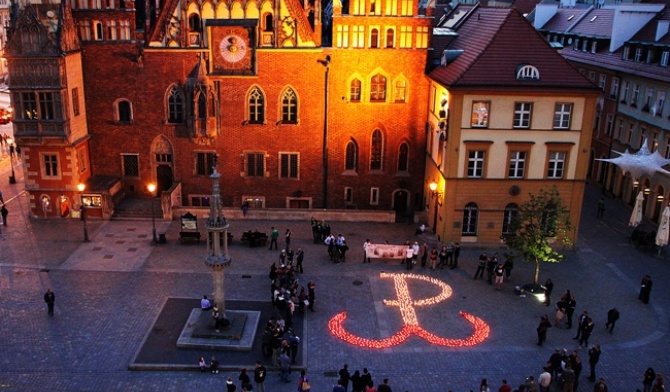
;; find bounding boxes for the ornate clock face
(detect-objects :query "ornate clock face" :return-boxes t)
[219,34,247,63]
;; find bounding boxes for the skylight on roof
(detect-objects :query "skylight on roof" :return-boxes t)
[567,15,575,21]
[590,16,597,22]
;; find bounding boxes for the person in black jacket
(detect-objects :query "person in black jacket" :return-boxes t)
[587,345,601,381]
[536,314,551,346]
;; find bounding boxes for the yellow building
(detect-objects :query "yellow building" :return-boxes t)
[424,5,600,245]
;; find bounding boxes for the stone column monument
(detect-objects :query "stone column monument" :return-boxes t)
[204,164,232,317]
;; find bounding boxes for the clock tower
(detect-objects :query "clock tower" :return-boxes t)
[208,21,256,75]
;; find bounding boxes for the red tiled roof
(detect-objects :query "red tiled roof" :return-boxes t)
[428,7,598,91]
[570,8,614,37]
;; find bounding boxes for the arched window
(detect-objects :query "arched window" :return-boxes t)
[345,140,358,171]
[350,79,361,102]
[117,100,131,123]
[394,80,407,103]
[264,13,273,31]
[188,14,201,32]
[167,86,183,123]
[370,28,379,48]
[208,92,216,117]
[248,87,265,124]
[462,202,478,236]
[197,93,206,120]
[516,65,540,80]
[370,129,383,170]
[370,74,386,102]
[397,142,409,172]
[281,88,298,124]
[386,28,394,48]
[502,203,518,235]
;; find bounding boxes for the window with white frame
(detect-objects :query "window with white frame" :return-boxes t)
[621,81,630,103]
[553,103,572,129]
[385,28,394,48]
[508,151,526,178]
[248,87,265,124]
[639,128,646,149]
[370,28,379,48]
[655,91,665,116]
[336,25,349,48]
[370,187,379,205]
[516,65,540,80]
[547,151,566,179]
[513,102,532,128]
[627,123,634,144]
[634,47,643,62]
[370,129,384,170]
[643,88,654,111]
[280,153,299,179]
[369,0,381,15]
[399,26,412,48]
[393,80,406,103]
[599,75,606,90]
[661,51,669,67]
[471,101,489,128]
[351,0,365,14]
[42,153,59,178]
[416,26,428,49]
[370,74,387,102]
[631,84,640,106]
[616,119,624,140]
[467,150,485,178]
[610,77,619,98]
[345,140,358,171]
[352,25,365,48]
[350,79,361,102]
[281,88,298,124]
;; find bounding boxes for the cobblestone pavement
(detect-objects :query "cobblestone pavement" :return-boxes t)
[0,176,668,392]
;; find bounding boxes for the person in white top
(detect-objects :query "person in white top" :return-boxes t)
[363,239,371,263]
[405,246,414,270]
[201,295,212,311]
[411,242,420,265]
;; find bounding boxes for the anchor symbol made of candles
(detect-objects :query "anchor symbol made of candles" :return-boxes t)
[328,273,491,348]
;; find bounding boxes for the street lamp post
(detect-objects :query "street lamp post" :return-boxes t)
[147,183,158,243]
[77,183,89,242]
[429,182,444,234]
[318,55,331,209]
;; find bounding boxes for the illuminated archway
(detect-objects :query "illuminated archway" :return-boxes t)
[328,273,490,348]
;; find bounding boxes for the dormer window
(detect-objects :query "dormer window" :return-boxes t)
[516,65,540,81]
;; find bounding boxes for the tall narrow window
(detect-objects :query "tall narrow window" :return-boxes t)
[416,26,428,48]
[345,140,358,171]
[370,129,383,170]
[280,153,299,179]
[397,142,409,172]
[370,187,379,205]
[631,84,640,107]
[350,79,361,102]
[188,14,201,32]
[39,92,55,120]
[386,28,394,48]
[542,204,558,236]
[462,202,478,236]
[43,154,59,177]
[246,152,265,177]
[400,0,412,15]
[167,86,183,123]
[336,25,349,48]
[467,151,485,178]
[610,77,619,98]
[117,100,131,123]
[352,25,365,48]
[513,102,532,128]
[248,87,265,124]
[72,88,80,116]
[197,93,206,120]
[394,80,406,103]
[553,103,572,129]
[547,151,566,179]
[370,74,386,102]
[122,154,139,177]
[281,88,298,124]
[508,151,526,178]
[21,92,37,120]
[385,0,398,15]
[471,101,489,127]
[370,28,378,48]
[399,26,412,48]
[502,203,518,235]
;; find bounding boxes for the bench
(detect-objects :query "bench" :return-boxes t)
[179,231,202,243]
[240,232,268,247]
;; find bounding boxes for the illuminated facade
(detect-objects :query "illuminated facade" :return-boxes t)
[424,5,600,244]
[5,0,431,218]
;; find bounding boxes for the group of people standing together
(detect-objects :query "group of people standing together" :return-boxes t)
[473,251,514,290]
[399,240,462,271]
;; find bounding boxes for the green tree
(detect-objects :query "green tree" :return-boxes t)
[502,187,572,286]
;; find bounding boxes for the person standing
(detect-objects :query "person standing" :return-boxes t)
[360,368,373,390]
[453,242,461,269]
[542,278,554,307]
[597,197,605,218]
[1,204,7,226]
[605,307,620,334]
[536,314,551,346]
[578,316,594,347]
[254,361,266,392]
[639,275,653,304]
[573,310,589,340]
[420,242,428,268]
[339,364,351,392]
[238,368,251,391]
[307,282,316,312]
[474,252,487,279]
[563,291,576,329]
[538,367,551,392]
[363,239,371,263]
[44,288,56,317]
[411,241,420,266]
[498,379,512,392]
[404,245,414,271]
[494,263,504,291]
[643,367,656,392]
[561,363,575,392]
[333,380,346,392]
[651,374,664,392]
[269,227,279,250]
[285,228,292,249]
[295,248,305,273]
[429,246,438,270]
[377,378,392,392]
[445,242,454,268]
[503,254,513,278]
[438,246,448,270]
[298,370,310,392]
[587,345,601,382]
[279,351,291,383]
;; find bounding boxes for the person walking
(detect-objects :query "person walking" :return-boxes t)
[587,345,601,382]
[542,278,554,307]
[307,282,316,312]
[44,288,55,317]
[269,227,279,250]
[643,367,656,392]
[536,314,551,346]
[605,307,620,334]
[254,361,266,392]
[0,204,7,226]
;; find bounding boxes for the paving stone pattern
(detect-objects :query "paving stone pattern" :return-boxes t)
[0,184,668,391]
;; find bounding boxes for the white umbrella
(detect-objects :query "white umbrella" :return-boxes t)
[629,191,644,227]
[655,206,670,255]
